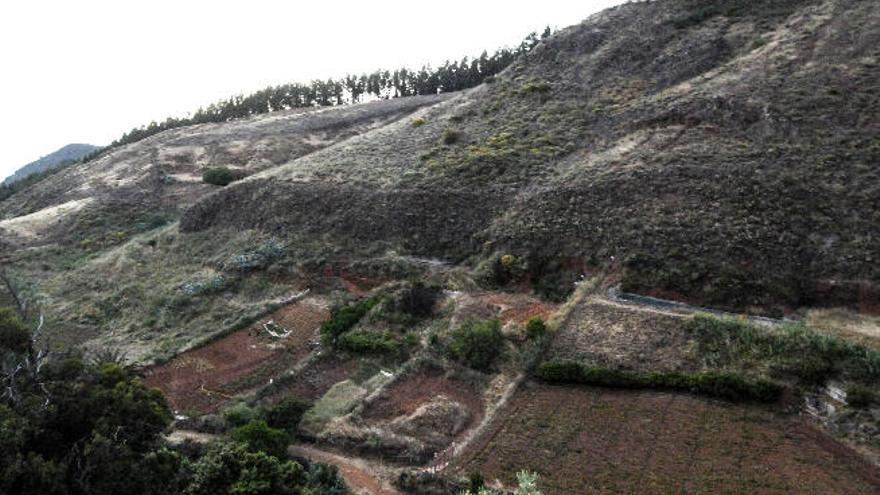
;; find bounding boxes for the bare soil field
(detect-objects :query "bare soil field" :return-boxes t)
[452,383,880,494]
[269,356,361,402]
[144,299,327,413]
[362,371,484,423]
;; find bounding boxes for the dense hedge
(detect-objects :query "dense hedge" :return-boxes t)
[535,360,783,403]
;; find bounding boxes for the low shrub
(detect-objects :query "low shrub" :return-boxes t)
[265,397,311,433]
[846,384,876,408]
[440,128,460,145]
[229,239,284,272]
[449,319,504,371]
[338,329,400,354]
[320,296,381,345]
[202,167,238,186]
[535,361,783,403]
[521,80,550,94]
[181,274,226,297]
[411,117,426,127]
[526,317,546,340]
[229,419,290,459]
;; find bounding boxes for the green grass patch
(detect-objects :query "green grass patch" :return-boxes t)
[688,314,880,385]
[320,296,381,345]
[536,360,783,403]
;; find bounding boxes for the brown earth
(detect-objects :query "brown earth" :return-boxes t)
[268,356,360,402]
[452,382,880,494]
[361,371,484,423]
[144,299,327,413]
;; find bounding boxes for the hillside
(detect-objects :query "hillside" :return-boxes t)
[1,0,879,493]
[2,143,99,186]
[182,0,879,312]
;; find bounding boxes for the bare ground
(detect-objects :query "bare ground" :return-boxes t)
[144,298,327,413]
[452,382,880,494]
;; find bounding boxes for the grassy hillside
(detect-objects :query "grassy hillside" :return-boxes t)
[182,0,879,312]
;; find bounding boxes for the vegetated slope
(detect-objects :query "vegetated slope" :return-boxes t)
[2,143,99,186]
[183,0,879,312]
[0,94,448,244]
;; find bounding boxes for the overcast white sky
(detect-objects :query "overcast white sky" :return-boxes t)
[0,0,622,181]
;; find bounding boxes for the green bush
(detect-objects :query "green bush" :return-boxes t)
[0,307,30,354]
[320,296,381,345]
[846,384,876,408]
[449,319,504,371]
[525,317,546,340]
[229,420,290,459]
[223,402,260,428]
[440,128,460,145]
[337,329,400,354]
[535,360,783,403]
[411,117,426,127]
[202,167,238,186]
[265,397,311,434]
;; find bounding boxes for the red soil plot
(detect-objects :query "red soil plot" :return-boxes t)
[144,300,328,414]
[361,370,485,423]
[268,356,360,402]
[452,383,880,495]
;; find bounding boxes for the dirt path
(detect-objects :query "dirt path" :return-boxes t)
[289,444,402,495]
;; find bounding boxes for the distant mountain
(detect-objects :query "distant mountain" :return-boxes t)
[2,143,100,186]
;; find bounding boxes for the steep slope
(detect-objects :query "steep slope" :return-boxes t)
[0,94,448,246]
[2,143,99,186]
[183,0,879,311]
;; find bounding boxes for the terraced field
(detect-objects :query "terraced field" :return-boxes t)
[144,298,328,413]
[452,383,880,494]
